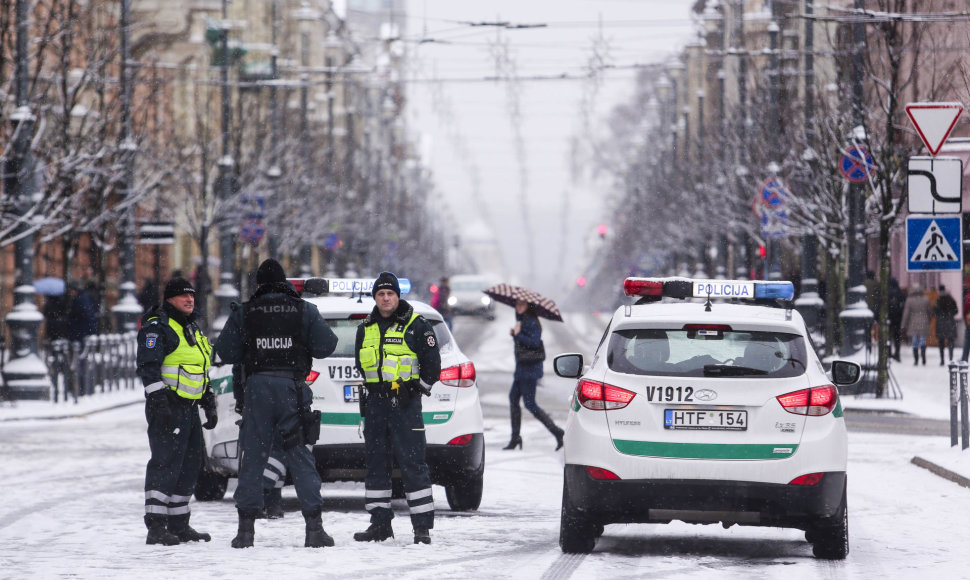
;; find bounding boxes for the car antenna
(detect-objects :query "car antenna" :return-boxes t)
[704,292,713,312]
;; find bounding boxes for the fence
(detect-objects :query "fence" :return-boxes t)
[44,332,139,403]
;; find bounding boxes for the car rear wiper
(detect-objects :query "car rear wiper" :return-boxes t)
[703,364,768,377]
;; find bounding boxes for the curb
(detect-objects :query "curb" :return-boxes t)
[911,456,970,489]
[0,398,142,422]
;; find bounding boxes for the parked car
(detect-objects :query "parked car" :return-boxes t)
[446,274,495,320]
[197,276,485,512]
[554,277,861,559]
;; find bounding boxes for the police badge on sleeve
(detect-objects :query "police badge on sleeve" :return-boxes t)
[145,333,159,349]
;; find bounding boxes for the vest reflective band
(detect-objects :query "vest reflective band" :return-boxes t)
[160,318,211,399]
[360,312,421,384]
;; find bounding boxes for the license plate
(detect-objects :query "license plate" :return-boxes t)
[344,384,360,403]
[664,408,747,431]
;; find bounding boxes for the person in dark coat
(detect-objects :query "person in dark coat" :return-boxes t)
[503,299,564,451]
[214,258,338,549]
[43,295,69,342]
[887,278,906,361]
[902,283,932,366]
[67,282,99,395]
[934,285,959,365]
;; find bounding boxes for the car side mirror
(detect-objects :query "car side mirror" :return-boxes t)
[554,353,584,378]
[830,360,862,386]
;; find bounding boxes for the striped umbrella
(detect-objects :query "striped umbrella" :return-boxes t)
[483,283,563,322]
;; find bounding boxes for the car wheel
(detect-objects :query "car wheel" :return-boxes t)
[559,480,596,553]
[194,466,229,501]
[445,469,484,511]
[811,487,849,560]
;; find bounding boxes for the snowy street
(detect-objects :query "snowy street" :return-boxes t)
[2,311,970,579]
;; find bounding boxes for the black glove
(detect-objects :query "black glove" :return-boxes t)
[148,390,172,428]
[201,389,218,430]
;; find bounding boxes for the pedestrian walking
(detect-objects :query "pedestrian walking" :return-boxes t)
[901,283,932,366]
[137,277,217,546]
[887,277,905,361]
[503,299,564,451]
[431,276,453,329]
[353,272,440,545]
[213,258,338,549]
[934,285,958,365]
[67,281,99,396]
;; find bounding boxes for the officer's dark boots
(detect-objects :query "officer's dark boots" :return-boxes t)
[303,509,335,548]
[413,527,431,545]
[172,525,211,543]
[353,521,394,542]
[231,514,256,549]
[145,515,179,546]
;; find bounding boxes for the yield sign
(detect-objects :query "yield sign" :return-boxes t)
[905,102,963,156]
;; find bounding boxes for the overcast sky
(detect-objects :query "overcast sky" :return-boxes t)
[403,0,696,298]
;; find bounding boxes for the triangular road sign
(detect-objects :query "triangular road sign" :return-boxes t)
[905,102,963,156]
[911,219,958,262]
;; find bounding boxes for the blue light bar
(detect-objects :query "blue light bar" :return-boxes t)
[753,281,795,300]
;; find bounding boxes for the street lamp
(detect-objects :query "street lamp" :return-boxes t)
[295,0,320,277]
[2,0,51,399]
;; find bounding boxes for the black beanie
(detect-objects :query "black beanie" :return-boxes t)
[164,277,195,300]
[256,258,287,285]
[372,271,400,297]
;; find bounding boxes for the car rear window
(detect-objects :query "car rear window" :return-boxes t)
[324,318,454,359]
[607,328,807,378]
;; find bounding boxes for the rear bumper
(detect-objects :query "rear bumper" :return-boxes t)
[312,433,485,485]
[563,464,846,529]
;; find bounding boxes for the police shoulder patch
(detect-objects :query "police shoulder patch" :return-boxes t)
[145,333,159,349]
[426,334,436,348]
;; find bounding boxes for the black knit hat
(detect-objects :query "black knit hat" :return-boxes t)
[372,271,400,297]
[256,258,287,285]
[164,277,195,300]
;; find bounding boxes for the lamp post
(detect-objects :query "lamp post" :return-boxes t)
[2,0,51,399]
[295,1,319,277]
[213,0,239,334]
[266,0,282,259]
[111,0,142,333]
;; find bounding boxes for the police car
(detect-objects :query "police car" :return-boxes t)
[553,278,861,559]
[197,277,485,511]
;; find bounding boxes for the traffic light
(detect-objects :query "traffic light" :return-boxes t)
[597,224,607,239]
[576,276,587,287]
[758,245,767,259]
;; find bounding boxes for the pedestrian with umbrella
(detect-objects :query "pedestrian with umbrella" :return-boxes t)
[483,284,565,451]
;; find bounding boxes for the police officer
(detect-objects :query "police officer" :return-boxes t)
[232,363,286,519]
[213,258,338,549]
[353,272,441,545]
[137,277,216,546]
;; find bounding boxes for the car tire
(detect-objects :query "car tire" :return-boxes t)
[445,469,484,511]
[559,480,597,553]
[810,487,849,560]
[194,466,229,501]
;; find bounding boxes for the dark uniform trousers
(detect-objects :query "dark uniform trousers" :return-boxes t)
[144,394,204,531]
[235,374,322,517]
[363,392,434,530]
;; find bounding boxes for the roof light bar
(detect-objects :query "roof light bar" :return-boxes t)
[622,277,794,301]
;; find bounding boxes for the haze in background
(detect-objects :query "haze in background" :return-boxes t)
[404,0,695,297]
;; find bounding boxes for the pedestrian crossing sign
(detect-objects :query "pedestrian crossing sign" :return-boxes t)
[906,216,962,271]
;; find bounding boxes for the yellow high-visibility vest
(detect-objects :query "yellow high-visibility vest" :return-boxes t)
[159,317,211,399]
[360,312,420,384]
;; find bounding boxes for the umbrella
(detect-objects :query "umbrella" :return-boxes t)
[34,277,66,296]
[483,283,563,322]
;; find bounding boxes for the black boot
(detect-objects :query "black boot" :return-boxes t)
[231,514,256,549]
[503,407,522,450]
[304,509,334,548]
[413,527,431,545]
[145,515,179,546]
[921,346,927,365]
[534,409,565,451]
[913,349,919,365]
[258,487,284,519]
[353,521,394,542]
[171,525,211,543]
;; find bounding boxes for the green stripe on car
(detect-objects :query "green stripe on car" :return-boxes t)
[319,411,453,426]
[614,439,798,460]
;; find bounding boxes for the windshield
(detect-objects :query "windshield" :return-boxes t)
[607,327,807,378]
[323,318,454,358]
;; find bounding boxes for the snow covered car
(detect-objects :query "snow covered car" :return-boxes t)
[553,277,861,559]
[197,277,485,511]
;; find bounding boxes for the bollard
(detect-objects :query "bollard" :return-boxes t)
[960,361,970,449]
[950,362,961,447]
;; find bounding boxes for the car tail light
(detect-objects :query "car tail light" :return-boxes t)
[577,379,635,410]
[789,472,824,486]
[447,434,474,445]
[440,361,476,387]
[585,466,621,480]
[305,370,320,384]
[776,385,838,416]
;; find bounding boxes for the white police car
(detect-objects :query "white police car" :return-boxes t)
[198,277,485,511]
[553,278,861,559]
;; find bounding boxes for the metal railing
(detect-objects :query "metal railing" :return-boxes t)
[45,332,138,403]
[946,361,969,450]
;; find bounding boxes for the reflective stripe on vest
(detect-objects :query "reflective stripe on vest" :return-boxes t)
[361,312,421,384]
[159,318,211,399]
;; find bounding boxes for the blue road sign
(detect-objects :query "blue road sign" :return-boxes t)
[242,194,266,220]
[760,178,788,209]
[840,146,875,183]
[906,215,962,271]
[241,218,266,246]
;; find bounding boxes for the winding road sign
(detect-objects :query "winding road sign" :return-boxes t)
[908,156,963,214]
